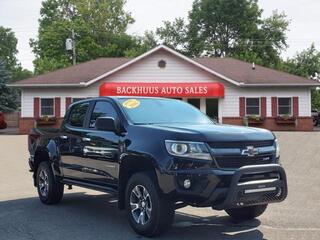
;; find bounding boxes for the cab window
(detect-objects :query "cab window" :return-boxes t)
[89,101,118,128]
[68,102,89,127]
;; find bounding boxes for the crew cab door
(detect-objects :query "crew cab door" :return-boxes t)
[59,101,91,179]
[81,100,120,186]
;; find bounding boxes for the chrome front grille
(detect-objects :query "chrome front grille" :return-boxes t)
[208,140,274,149]
[209,140,275,169]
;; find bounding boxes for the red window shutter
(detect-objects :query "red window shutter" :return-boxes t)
[271,97,278,117]
[34,98,40,118]
[55,97,61,118]
[261,97,267,117]
[239,97,245,117]
[65,97,72,111]
[293,97,299,117]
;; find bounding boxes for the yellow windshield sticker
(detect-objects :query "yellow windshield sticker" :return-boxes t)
[122,99,140,109]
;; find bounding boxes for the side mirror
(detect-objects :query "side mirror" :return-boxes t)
[95,117,117,132]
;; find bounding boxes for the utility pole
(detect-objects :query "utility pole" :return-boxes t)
[71,29,76,66]
[65,29,76,65]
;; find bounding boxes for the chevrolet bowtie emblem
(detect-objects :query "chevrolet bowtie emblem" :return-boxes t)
[241,146,259,157]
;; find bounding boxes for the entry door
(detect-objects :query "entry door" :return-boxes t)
[206,99,219,122]
[187,98,201,109]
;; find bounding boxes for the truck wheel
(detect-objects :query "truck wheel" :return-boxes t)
[125,172,174,237]
[36,161,64,204]
[225,204,268,221]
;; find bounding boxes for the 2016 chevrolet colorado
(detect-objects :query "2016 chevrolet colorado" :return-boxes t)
[28,97,287,237]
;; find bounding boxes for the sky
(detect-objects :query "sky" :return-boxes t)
[0,0,319,71]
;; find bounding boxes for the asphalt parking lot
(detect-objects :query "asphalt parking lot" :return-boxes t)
[1,133,320,240]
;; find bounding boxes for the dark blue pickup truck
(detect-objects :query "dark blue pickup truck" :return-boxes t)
[28,97,287,237]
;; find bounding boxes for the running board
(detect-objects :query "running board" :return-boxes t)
[62,178,118,195]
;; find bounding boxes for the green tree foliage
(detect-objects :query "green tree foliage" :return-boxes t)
[283,44,320,78]
[0,60,19,112]
[156,0,289,68]
[156,18,189,55]
[282,44,320,110]
[124,31,158,57]
[31,0,138,74]
[0,27,32,81]
[0,27,18,71]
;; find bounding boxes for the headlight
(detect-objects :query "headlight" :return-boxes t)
[275,139,280,159]
[165,140,212,160]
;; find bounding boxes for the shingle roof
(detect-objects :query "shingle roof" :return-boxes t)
[13,58,131,86]
[10,47,319,87]
[194,57,317,85]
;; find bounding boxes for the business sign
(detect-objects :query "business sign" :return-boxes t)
[99,82,224,98]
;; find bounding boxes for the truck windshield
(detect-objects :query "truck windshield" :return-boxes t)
[118,98,212,125]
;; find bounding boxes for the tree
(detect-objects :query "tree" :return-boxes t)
[0,27,18,71]
[0,60,19,112]
[156,0,289,67]
[0,26,33,81]
[236,11,289,68]
[283,44,320,78]
[156,18,189,55]
[124,31,158,57]
[31,0,136,74]
[282,44,320,110]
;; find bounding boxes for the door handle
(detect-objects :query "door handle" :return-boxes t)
[60,135,68,140]
[82,137,91,142]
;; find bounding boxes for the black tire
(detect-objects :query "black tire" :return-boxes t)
[125,172,174,237]
[36,161,64,204]
[225,204,268,221]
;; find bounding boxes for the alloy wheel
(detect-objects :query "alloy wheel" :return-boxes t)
[38,169,49,197]
[130,185,152,225]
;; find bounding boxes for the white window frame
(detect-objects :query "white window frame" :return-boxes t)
[40,98,55,117]
[277,97,293,116]
[245,97,261,116]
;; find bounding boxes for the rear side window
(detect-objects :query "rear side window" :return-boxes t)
[89,101,118,128]
[68,102,89,127]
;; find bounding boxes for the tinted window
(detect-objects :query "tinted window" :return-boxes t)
[89,101,118,128]
[68,102,89,127]
[118,98,212,125]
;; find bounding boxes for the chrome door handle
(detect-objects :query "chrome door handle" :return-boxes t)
[82,137,91,142]
[60,135,68,140]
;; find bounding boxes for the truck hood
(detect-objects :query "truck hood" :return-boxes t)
[143,123,275,142]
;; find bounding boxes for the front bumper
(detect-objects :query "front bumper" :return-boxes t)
[210,164,287,210]
[160,164,287,209]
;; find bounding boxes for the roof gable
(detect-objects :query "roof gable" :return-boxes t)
[84,45,240,86]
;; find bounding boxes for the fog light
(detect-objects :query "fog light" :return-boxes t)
[183,179,191,189]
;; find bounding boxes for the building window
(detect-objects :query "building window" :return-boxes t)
[246,98,260,115]
[40,98,54,116]
[278,98,292,116]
